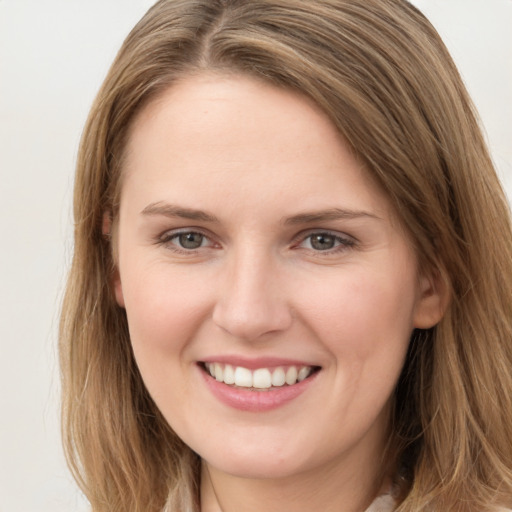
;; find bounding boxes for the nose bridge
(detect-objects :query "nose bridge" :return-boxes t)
[212,243,292,341]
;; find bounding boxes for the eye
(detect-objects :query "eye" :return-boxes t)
[308,233,337,251]
[298,231,355,252]
[158,230,214,251]
[176,232,207,249]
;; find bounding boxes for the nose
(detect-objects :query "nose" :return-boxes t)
[212,248,293,341]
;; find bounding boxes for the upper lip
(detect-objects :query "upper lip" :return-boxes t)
[199,355,320,370]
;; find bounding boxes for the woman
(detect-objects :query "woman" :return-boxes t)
[59,0,512,511]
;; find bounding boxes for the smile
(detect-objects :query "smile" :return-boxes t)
[203,362,318,390]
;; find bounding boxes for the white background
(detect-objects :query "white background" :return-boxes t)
[0,1,510,511]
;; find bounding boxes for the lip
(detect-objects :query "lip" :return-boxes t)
[198,360,320,412]
[201,355,317,370]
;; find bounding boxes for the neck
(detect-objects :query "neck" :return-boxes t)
[200,451,391,512]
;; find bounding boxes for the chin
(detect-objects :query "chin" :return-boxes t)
[197,436,319,480]
[207,456,305,480]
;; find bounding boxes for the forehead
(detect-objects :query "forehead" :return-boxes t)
[125,73,346,167]
[121,73,392,221]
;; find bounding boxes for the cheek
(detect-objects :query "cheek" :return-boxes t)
[120,260,214,362]
[297,267,416,433]
[119,261,218,418]
[296,264,417,370]
[304,265,414,323]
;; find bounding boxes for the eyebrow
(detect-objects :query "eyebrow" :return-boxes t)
[141,202,379,225]
[284,208,380,225]
[141,202,219,222]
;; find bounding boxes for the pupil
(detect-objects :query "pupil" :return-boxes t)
[179,232,203,249]
[311,234,335,250]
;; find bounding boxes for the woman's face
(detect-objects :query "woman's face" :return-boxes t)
[114,74,442,482]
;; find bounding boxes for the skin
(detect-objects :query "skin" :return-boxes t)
[113,73,445,512]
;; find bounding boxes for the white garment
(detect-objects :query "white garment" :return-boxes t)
[364,493,395,512]
[364,494,512,512]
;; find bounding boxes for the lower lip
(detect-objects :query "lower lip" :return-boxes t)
[200,366,319,412]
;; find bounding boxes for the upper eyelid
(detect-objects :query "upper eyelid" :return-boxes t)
[292,228,357,244]
[155,227,357,248]
[156,227,219,249]
[158,226,214,240]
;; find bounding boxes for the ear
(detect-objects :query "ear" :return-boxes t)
[102,210,112,238]
[103,211,125,308]
[413,268,450,329]
[112,268,125,308]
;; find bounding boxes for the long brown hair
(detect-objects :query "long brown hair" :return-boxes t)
[60,1,512,510]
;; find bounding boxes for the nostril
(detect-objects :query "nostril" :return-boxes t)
[212,300,293,341]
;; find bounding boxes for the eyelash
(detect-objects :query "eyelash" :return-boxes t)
[156,229,357,255]
[293,230,356,254]
[157,229,216,254]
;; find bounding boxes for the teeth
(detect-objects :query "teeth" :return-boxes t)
[253,368,272,389]
[271,367,286,387]
[297,367,310,382]
[285,366,298,385]
[214,363,223,382]
[204,363,315,389]
[234,366,253,387]
[223,364,235,385]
